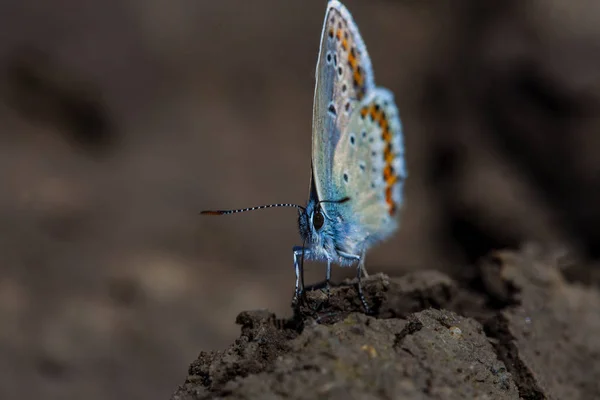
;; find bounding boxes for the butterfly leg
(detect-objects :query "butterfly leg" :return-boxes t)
[325,258,332,299]
[339,251,370,312]
[356,250,371,314]
[292,246,308,306]
[358,252,369,278]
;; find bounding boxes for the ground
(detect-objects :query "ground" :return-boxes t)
[171,246,600,399]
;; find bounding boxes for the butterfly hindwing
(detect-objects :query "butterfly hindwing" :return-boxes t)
[312,0,375,208]
[332,88,406,242]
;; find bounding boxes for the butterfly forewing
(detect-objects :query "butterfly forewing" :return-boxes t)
[312,0,375,209]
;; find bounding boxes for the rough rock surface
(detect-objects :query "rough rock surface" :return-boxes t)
[171,247,600,399]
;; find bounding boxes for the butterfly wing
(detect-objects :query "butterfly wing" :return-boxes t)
[332,87,406,243]
[311,0,375,210]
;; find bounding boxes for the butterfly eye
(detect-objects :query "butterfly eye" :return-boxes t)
[313,209,325,230]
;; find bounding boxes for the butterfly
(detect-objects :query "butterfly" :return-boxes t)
[202,0,406,312]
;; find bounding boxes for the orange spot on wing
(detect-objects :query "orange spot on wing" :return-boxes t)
[379,113,388,130]
[348,51,356,69]
[369,105,382,122]
[341,38,348,51]
[346,46,366,99]
[382,131,391,143]
[379,110,398,215]
[383,141,394,162]
[385,187,396,216]
[360,107,368,118]
[385,151,394,165]
[353,69,363,87]
[336,29,342,41]
[389,203,397,215]
[386,174,398,186]
[383,164,394,180]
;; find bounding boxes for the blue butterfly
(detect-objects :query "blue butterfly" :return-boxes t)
[202,0,406,312]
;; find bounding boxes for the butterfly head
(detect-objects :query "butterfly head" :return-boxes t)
[298,196,350,252]
[298,198,324,245]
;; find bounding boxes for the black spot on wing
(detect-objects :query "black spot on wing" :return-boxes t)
[328,103,337,116]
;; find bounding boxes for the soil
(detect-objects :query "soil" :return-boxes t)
[171,246,600,399]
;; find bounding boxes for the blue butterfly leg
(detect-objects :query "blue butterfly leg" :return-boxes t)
[340,250,371,313]
[359,252,369,278]
[292,246,308,306]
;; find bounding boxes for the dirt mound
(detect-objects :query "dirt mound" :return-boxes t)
[171,247,600,399]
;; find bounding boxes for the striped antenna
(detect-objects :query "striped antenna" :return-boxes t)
[200,203,305,216]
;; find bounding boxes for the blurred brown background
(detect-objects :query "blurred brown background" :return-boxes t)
[0,0,599,399]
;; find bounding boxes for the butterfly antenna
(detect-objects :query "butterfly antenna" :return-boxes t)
[200,203,305,216]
